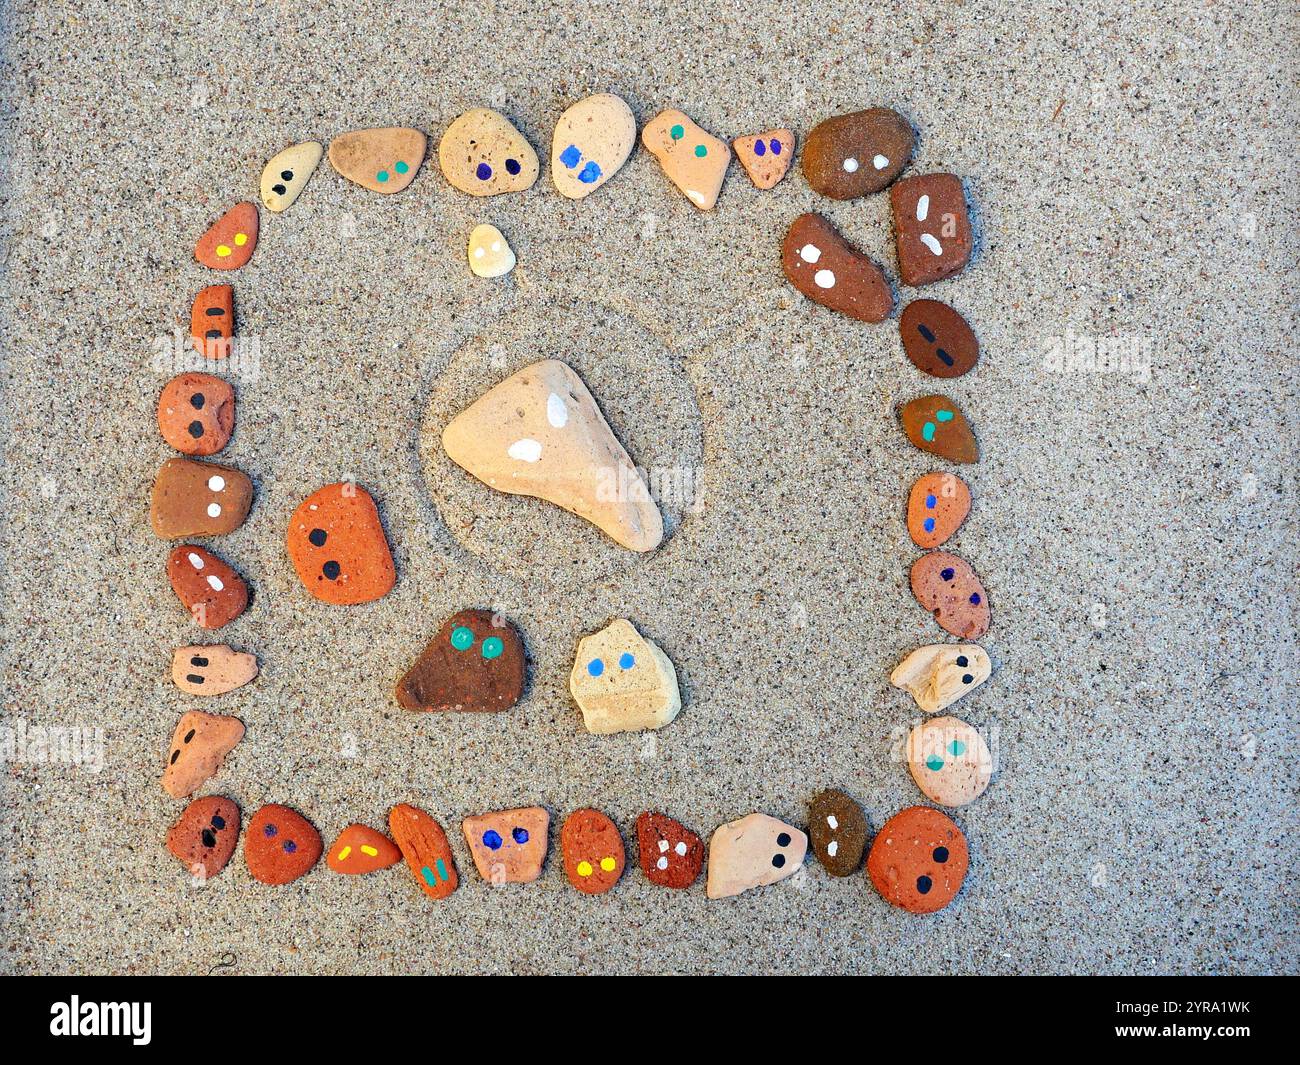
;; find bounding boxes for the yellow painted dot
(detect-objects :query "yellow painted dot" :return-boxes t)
[337,846,352,861]
[360,845,378,857]
[600,856,617,872]
[577,860,593,877]
[234,232,248,246]
[215,244,231,257]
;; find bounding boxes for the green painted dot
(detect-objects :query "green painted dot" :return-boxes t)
[935,409,955,423]
[394,160,410,174]
[376,169,390,183]
[925,755,945,772]
[669,124,684,140]
[450,626,474,651]
[481,637,504,660]
[922,421,937,442]
[694,144,707,158]
[948,739,967,756]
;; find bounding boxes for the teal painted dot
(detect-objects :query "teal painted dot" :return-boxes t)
[481,636,504,660]
[694,144,707,158]
[376,170,390,183]
[669,124,684,140]
[925,755,945,772]
[450,626,474,651]
[935,409,955,422]
[948,739,967,756]
[922,421,937,442]
[394,160,410,174]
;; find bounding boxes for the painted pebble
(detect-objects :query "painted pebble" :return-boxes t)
[189,284,234,360]
[462,807,549,884]
[161,709,244,798]
[171,644,258,696]
[388,804,459,897]
[157,372,235,456]
[166,796,240,880]
[802,107,914,200]
[467,223,515,278]
[867,805,969,914]
[732,128,795,189]
[891,173,973,286]
[328,127,427,194]
[442,359,663,552]
[438,108,538,196]
[782,212,894,323]
[898,395,979,464]
[641,109,730,210]
[395,608,526,713]
[561,808,626,895]
[570,618,680,735]
[245,804,323,886]
[327,823,402,875]
[194,202,258,270]
[635,811,704,890]
[890,644,992,714]
[551,93,637,200]
[260,140,323,212]
[906,471,971,549]
[167,545,249,629]
[706,813,807,900]
[150,457,253,538]
[286,482,395,605]
[808,789,869,877]
[907,716,994,807]
[910,551,991,640]
[900,300,979,378]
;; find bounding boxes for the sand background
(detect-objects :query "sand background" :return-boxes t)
[0,0,1295,975]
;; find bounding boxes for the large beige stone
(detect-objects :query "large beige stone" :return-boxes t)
[570,619,680,734]
[906,715,994,807]
[551,93,636,199]
[328,128,426,194]
[706,813,807,899]
[890,644,992,713]
[441,359,663,551]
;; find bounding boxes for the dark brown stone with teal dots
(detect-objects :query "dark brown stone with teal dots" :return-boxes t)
[395,608,526,713]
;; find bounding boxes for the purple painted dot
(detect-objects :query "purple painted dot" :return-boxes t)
[970,593,982,605]
[283,840,297,854]
[771,139,782,155]
[754,139,767,157]
[941,568,955,581]
[475,162,492,181]
[263,823,278,838]
[505,158,521,175]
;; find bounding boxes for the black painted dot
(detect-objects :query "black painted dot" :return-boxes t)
[183,729,195,744]
[188,420,205,439]
[505,157,521,175]
[308,528,327,547]
[941,567,955,581]
[272,183,287,195]
[185,674,205,685]
[201,829,216,848]
[962,674,974,684]
[190,656,208,667]
[771,853,786,868]
[933,846,949,863]
[280,170,294,181]
[283,840,297,854]
[776,832,791,847]
[169,749,179,765]
[204,306,225,317]
[322,560,341,580]
[917,875,933,894]
[955,655,968,667]
[211,815,226,830]
[190,393,205,409]
[205,329,222,340]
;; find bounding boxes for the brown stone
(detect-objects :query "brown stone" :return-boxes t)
[898,395,979,464]
[395,608,526,713]
[194,203,258,270]
[388,804,459,898]
[157,372,235,456]
[891,174,973,286]
[166,545,249,629]
[635,811,704,890]
[245,804,322,886]
[161,710,244,798]
[802,108,914,199]
[782,213,893,323]
[906,471,972,549]
[808,789,869,877]
[166,796,240,879]
[190,285,234,360]
[867,805,969,914]
[561,808,625,895]
[150,458,253,538]
[732,128,794,189]
[910,551,991,640]
[900,300,979,378]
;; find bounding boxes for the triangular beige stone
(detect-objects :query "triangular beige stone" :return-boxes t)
[441,360,662,552]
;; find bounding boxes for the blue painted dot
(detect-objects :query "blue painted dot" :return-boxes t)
[263,824,277,838]
[505,158,521,175]
[970,593,981,605]
[933,846,949,863]
[619,652,635,669]
[512,827,529,844]
[283,840,297,854]
[482,830,503,850]
[771,139,782,155]
[941,568,955,581]
[578,160,602,183]
[925,494,937,509]
[559,144,582,169]
[476,162,493,181]
[211,815,225,829]
[917,875,933,894]
[924,518,936,532]
[754,139,767,157]
[587,658,605,677]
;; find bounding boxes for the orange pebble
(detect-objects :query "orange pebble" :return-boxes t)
[286,483,395,605]
[195,203,259,270]
[327,824,402,874]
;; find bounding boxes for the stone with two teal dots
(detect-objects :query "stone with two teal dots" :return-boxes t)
[394,608,526,713]
[327,127,427,194]
[906,715,993,807]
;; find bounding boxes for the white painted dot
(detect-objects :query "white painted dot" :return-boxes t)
[686,189,706,205]
[206,503,221,518]
[826,815,839,830]
[814,269,836,289]
[828,840,839,857]
[841,156,859,173]
[207,475,225,492]
[916,194,930,222]
[920,233,943,255]
[187,552,204,570]
[546,392,568,429]
[656,856,668,870]
[658,840,669,852]
[490,241,501,252]
[798,243,822,264]
[473,247,485,258]
[507,438,542,463]
[206,575,224,592]
[873,154,889,170]
[674,841,687,856]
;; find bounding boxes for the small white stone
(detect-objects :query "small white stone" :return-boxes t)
[467,223,515,278]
